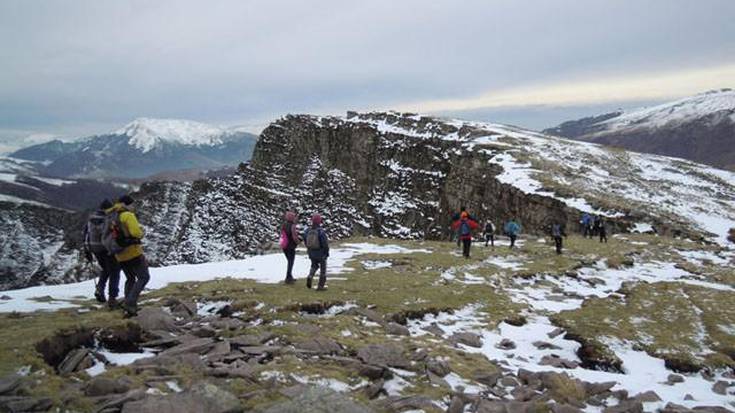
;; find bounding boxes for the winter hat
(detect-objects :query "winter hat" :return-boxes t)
[311,214,322,225]
[119,194,134,205]
[285,211,296,222]
[461,211,469,219]
[100,199,113,210]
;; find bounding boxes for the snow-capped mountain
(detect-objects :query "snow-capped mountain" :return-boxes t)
[10,118,258,179]
[544,89,735,170]
[3,111,735,290]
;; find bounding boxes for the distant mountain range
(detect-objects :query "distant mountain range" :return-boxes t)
[10,118,258,179]
[544,89,735,170]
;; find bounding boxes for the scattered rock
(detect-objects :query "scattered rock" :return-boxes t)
[532,340,562,350]
[667,374,685,384]
[447,395,466,413]
[712,380,730,395]
[664,357,702,373]
[0,396,53,412]
[380,395,434,411]
[0,374,23,395]
[499,376,521,388]
[85,377,131,397]
[357,364,390,380]
[503,315,527,326]
[0,295,11,300]
[584,381,616,396]
[363,379,384,399]
[58,348,94,375]
[426,359,451,377]
[210,318,246,331]
[603,400,643,413]
[230,332,275,347]
[539,372,586,405]
[357,344,410,368]
[548,328,565,339]
[660,402,693,413]
[158,337,215,357]
[552,404,584,413]
[496,339,516,350]
[295,336,342,355]
[633,390,662,403]
[261,385,373,413]
[424,323,445,337]
[121,382,241,413]
[684,394,695,401]
[133,308,180,334]
[476,400,540,413]
[384,322,410,336]
[450,332,483,348]
[539,355,579,369]
[511,385,538,401]
[427,371,449,388]
[190,325,217,338]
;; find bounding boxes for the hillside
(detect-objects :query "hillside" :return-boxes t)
[10,118,258,180]
[544,89,735,171]
[0,112,734,411]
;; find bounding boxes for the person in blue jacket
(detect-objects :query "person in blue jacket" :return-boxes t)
[302,214,330,291]
[504,218,521,249]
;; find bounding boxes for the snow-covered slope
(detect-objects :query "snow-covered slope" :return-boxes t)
[545,89,735,170]
[10,118,258,179]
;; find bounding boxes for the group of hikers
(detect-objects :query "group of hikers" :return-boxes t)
[84,197,610,312]
[83,195,150,317]
[446,207,608,259]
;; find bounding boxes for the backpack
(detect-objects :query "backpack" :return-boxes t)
[306,229,321,250]
[101,211,126,255]
[279,227,289,249]
[86,213,107,254]
[460,220,471,236]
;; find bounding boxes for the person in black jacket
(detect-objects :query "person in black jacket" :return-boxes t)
[552,223,567,255]
[303,214,329,291]
[279,211,301,284]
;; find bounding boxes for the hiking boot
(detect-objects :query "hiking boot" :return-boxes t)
[316,286,328,291]
[94,290,106,303]
[306,276,313,289]
[284,276,295,285]
[121,303,138,318]
[107,297,118,309]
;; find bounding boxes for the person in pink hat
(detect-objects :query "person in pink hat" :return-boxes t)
[278,210,301,284]
[302,213,329,290]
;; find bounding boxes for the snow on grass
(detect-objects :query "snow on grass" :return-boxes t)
[0,243,431,313]
[361,260,393,270]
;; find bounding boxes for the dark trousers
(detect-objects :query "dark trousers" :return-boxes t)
[283,248,296,280]
[509,234,517,248]
[462,239,472,258]
[94,251,121,299]
[599,230,608,243]
[554,236,563,254]
[484,234,494,247]
[120,255,150,309]
[308,258,327,288]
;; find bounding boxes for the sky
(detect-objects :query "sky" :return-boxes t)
[0,0,734,152]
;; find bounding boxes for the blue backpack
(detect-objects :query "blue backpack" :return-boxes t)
[460,221,471,236]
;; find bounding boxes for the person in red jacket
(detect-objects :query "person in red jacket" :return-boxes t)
[452,211,479,258]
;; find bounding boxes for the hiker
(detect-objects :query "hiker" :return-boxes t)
[83,199,121,308]
[279,210,301,284]
[483,220,496,248]
[106,195,150,317]
[303,214,329,291]
[552,223,567,255]
[597,216,608,243]
[452,206,475,247]
[581,213,592,238]
[504,218,521,249]
[452,211,479,258]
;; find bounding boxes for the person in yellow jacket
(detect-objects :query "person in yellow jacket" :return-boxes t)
[108,195,150,317]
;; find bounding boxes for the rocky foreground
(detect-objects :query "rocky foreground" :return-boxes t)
[0,235,733,412]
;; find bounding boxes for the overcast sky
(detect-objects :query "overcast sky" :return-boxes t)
[1,0,734,151]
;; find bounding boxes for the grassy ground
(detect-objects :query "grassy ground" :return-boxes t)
[0,234,732,409]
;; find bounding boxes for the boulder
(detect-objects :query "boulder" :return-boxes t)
[603,400,643,413]
[121,382,241,413]
[666,374,685,384]
[58,348,94,375]
[385,322,410,336]
[357,344,410,368]
[539,355,579,369]
[473,370,502,387]
[426,359,451,377]
[0,374,23,395]
[711,380,730,395]
[496,339,516,350]
[134,308,180,334]
[158,337,215,357]
[260,385,373,413]
[295,336,342,355]
[532,341,562,350]
[633,390,661,402]
[379,395,434,411]
[450,332,483,348]
[85,377,131,397]
[230,333,275,347]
